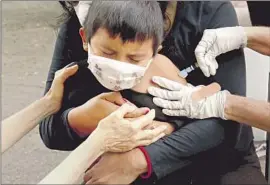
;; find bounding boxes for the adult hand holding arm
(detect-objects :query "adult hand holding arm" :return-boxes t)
[67,92,152,136]
[149,76,270,132]
[195,26,270,77]
[1,63,78,153]
[39,103,167,184]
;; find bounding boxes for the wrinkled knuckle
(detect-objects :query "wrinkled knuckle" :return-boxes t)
[148,132,155,139]
[55,70,61,76]
[131,135,138,143]
[122,119,130,125]
[109,112,118,120]
[55,73,64,81]
[114,113,122,121]
[146,140,152,145]
[128,124,135,132]
[63,67,69,73]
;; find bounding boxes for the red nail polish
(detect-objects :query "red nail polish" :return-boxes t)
[144,109,150,114]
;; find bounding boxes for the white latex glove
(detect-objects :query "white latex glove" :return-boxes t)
[195,26,247,77]
[148,76,229,119]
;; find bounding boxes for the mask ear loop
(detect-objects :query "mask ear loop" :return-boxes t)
[88,43,92,56]
[145,58,153,69]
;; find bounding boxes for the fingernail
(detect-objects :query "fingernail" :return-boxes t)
[148,87,154,94]
[66,62,76,68]
[143,108,150,114]
[152,76,157,82]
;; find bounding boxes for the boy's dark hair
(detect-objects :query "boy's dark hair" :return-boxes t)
[84,1,164,55]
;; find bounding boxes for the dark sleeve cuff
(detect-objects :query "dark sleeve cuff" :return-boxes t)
[62,108,88,140]
[138,146,152,179]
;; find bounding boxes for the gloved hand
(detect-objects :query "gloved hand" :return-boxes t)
[195,26,247,77]
[148,76,229,119]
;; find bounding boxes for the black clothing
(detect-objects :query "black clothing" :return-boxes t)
[247,1,270,26]
[134,142,266,185]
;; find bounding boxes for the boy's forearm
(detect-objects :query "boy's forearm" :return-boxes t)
[224,94,270,131]
[68,99,119,134]
[2,96,56,153]
[68,100,174,135]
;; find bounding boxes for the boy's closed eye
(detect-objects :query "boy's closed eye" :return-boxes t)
[101,50,115,56]
[100,47,116,56]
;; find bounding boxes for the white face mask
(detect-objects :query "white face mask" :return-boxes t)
[87,44,152,91]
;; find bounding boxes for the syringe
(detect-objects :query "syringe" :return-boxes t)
[179,63,199,78]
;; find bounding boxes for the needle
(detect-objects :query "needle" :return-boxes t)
[179,63,199,78]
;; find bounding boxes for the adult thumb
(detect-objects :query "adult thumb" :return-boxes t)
[61,64,79,82]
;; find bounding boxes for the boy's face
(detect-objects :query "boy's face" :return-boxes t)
[80,28,157,67]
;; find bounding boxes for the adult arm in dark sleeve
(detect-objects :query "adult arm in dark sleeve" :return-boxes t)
[144,118,225,179]
[39,15,88,151]
[142,2,248,180]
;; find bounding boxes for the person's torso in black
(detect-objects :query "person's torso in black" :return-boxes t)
[159,1,253,152]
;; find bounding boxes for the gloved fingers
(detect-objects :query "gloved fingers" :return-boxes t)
[152,76,186,91]
[205,54,217,76]
[148,86,182,100]
[195,32,212,55]
[162,109,189,117]
[213,58,218,70]
[195,49,210,77]
[200,64,211,77]
[195,42,210,77]
[195,30,219,78]
[153,97,183,110]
